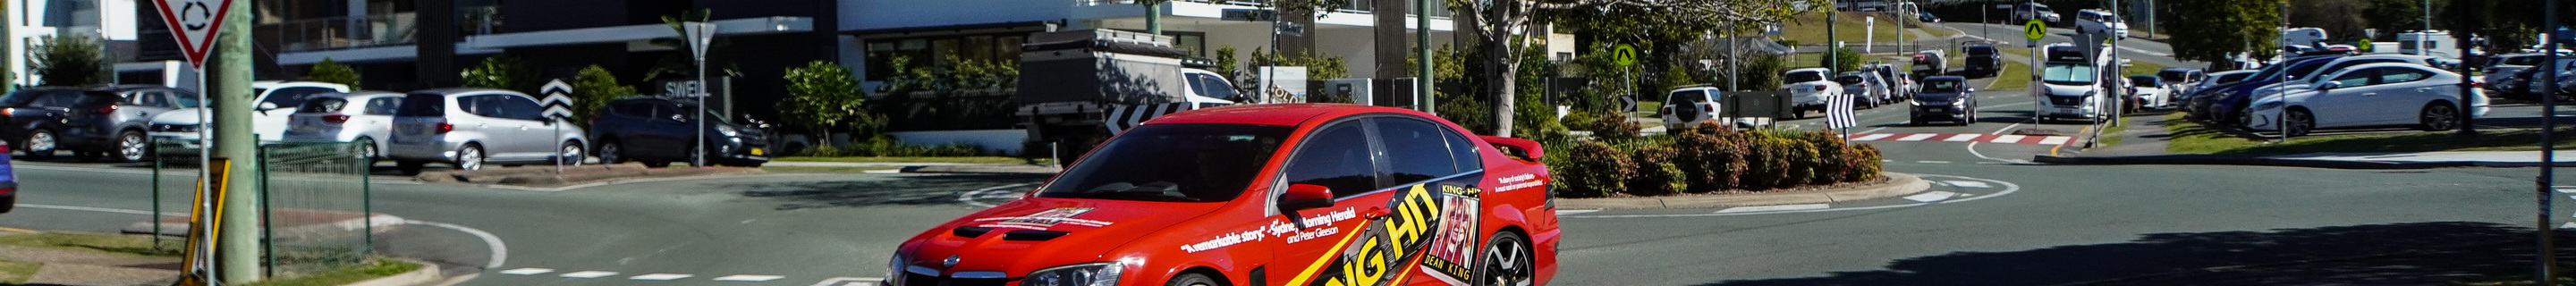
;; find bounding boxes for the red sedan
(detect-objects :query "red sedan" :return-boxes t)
[893,104,1560,286]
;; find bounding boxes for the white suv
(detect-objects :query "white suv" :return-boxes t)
[1661,86,1774,130]
[386,88,587,174]
[1780,68,1844,118]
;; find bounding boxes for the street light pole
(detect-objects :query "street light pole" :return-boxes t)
[2541,1,2562,285]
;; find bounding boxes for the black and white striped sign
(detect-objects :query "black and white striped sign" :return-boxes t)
[1104,103,1209,134]
[1826,92,1857,130]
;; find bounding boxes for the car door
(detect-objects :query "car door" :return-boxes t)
[2366,67,2442,125]
[2305,68,2381,129]
[1366,117,1487,284]
[456,95,520,159]
[493,96,554,162]
[643,103,693,156]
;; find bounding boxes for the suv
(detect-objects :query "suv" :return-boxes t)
[283,91,406,164]
[0,87,196,161]
[589,97,770,167]
[1963,46,2004,78]
[1835,72,1885,109]
[2074,9,2129,38]
[386,88,588,174]
[1780,68,1844,118]
[2014,3,2060,24]
[1911,76,1978,125]
[1661,86,1773,130]
[894,105,1559,286]
[148,80,350,150]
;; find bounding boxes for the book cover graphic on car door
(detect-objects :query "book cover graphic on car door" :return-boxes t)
[1299,180,1483,286]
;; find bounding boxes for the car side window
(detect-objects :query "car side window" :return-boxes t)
[653,105,684,121]
[459,95,501,118]
[2328,69,2377,88]
[136,91,169,107]
[499,97,545,121]
[365,97,402,115]
[1374,117,1461,188]
[2379,69,2433,84]
[1280,122,1381,198]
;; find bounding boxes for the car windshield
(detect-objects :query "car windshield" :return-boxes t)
[2042,64,2097,85]
[1835,75,1865,85]
[2129,76,2161,86]
[1923,80,1963,92]
[1969,46,1996,55]
[261,87,339,110]
[1784,72,1826,83]
[1033,123,1290,203]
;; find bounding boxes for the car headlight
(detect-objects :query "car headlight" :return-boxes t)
[716,125,740,137]
[886,255,908,285]
[2253,101,2285,111]
[1022,262,1123,286]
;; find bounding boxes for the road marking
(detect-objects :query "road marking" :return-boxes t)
[2118,46,2173,57]
[1555,209,1601,214]
[2038,136,2072,146]
[812,277,887,286]
[714,274,787,282]
[1852,133,1896,140]
[1942,181,1994,188]
[2562,223,2576,229]
[408,221,509,268]
[1904,191,1962,203]
[1568,174,2021,218]
[1943,134,1982,141]
[1895,133,1938,141]
[631,273,695,281]
[1975,162,2010,164]
[863,169,902,174]
[1990,135,2027,143]
[561,271,619,278]
[498,268,555,275]
[959,183,1041,207]
[2557,186,2576,193]
[16,204,180,216]
[1915,161,1953,164]
[1715,204,1830,214]
[0,227,33,233]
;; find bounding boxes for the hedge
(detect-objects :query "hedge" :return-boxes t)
[1547,121,1885,197]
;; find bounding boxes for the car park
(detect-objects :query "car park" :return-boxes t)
[148,80,351,151]
[891,104,1559,286]
[589,97,771,167]
[2484,53,2555,88]
[2188,55,2341,124]
[2128,75,2172,109]
[1782,68,1844,118]
[1835,72,1885,109]
[283,91,405,164]
[1962,46,2004,78]
[2243,63,2490,136]
[1911,76,1977,126]
[386,88,588,174]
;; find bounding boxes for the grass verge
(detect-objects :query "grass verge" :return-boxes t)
[773,156,1044,164]
[0,232,182,257]
[1778,13,1913,46]
[2097,115,2133,147]
[1989,60,2033,90]
[2122,59,2169,78]
[237,258,421,286]
[0,259,37,284]
[1635,101,1663,119]
[2162,112,2576,155]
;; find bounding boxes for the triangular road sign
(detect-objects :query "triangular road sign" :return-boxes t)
[150,0,235,69]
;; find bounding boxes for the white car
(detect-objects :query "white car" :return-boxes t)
[2127,75,2171,109]
[2250,55,2443,92]
[282,91,404,163]
[1781,68,1843,118]
[2075,10,2129,39]
[2245,63,2491,136]
[148,81,352,150]
[1660,86,1772,130]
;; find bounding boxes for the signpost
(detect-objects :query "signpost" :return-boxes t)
[153,0,256,283]
[1614,45,1639,113]
[2026,19,2044,124]
[539,80,575,172]
[684,22,716,167]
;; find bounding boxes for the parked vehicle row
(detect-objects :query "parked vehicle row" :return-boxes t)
[0,86,199,162]
[2177,53,2489,136]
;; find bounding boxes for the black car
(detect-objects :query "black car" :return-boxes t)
[0,87,194,161]
[589,97,770,167]
[1911,76,1977,126]
[1962,46,2003,78]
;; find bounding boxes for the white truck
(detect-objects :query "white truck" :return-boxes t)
[2398,30,2464,59]
[1014,29,1240,161]
[2032,42,2116,122]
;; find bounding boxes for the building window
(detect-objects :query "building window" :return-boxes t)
[863,34,1028,81]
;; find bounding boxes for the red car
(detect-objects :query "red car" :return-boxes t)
[893,104,1560,286]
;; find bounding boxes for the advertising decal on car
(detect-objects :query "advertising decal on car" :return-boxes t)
[1286,180,1486,286]
[971,207,1113,230]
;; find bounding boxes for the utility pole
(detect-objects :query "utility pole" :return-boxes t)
[1417,0,1433,114]
[1,0,11,94]
[1146,0,1163,35]
[1827,1,1839,73]
[208,0,264,282]
[2540,0,2561,283]
[2456,0,2477,136]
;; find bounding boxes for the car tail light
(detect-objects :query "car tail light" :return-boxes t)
[323,114,351,123]
[97,105,115,114]
[2,142,13,153]
[1703,105,1716,113]
[1659,106,1670,115]
[436,122,455,134]
[1814,85,1827,91]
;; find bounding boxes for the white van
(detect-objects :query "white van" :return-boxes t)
[2074,10,2129,39]
[2398,30,2462,59]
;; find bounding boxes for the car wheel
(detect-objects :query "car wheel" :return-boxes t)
[22,130,56,158]
[2419,103,2461,131]
[1478,231,1536,286]
[353,137,380,165]
[397,160,426,176]
[597,139,627,164]
[1793,109,1809,119]
[1164,273,1220,286]
[560,141,586,166]
[2284,109,2314,138]
[456,144,486,171]
[116,130,148,163]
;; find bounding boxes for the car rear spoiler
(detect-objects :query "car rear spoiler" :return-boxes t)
[1480,136,1544,161]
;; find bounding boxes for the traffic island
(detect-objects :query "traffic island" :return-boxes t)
[1557,172,1930,209]
[415,164,765,187]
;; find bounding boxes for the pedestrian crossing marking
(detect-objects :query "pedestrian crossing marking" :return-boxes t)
[1846,133,2078,146]
[561,271,619,278]
[715,274,787,282]
[1853,133,1896,140]
[1896,133,1938,141]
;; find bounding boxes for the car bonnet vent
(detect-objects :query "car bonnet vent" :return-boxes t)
[953,226,995,238]
[1002,230,1072,241]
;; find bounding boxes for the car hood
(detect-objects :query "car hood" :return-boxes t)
[1915,92,1970,102]
[901,198,1226,276]
[151,108,204,125]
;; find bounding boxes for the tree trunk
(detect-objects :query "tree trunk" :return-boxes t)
[1488,38,1518,138]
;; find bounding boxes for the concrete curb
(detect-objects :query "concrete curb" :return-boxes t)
[2030,155,2482,169]
[340,258,441,286]
[1556,172,1931,209]
[418,164,764,186]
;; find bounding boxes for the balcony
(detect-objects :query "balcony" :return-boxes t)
[256,5,502,54]
[1077,0,1452,18]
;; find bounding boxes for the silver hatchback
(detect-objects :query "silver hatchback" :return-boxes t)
[385,88,586,174]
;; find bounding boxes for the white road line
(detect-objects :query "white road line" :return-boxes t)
[561,271,619,278]
[1555,209,1602,215]
[631,273,695,281]
[408,221,509,268]
[498,268,555,275]
[2038,136,2072,146]
[1966,121,2035,164]
[1857,126,1890,134]
[1904,191,1962,203]
[1915,161,1953,164]
[1943,134,1983,141]
[714,274,787,282]
[1715,204,1830,214]
[1896,133,1938,141]
[1943,181,1995,188]
[17,204,181,216]
[812,277,888,286]
[1989,135,2028,143]
[1853,133,1896,140]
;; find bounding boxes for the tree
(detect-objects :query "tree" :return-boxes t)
[2288,0,2368,42]
[780,61,872,148]
[2166,0,2282,64]
[646,10,740,82]
[30,34,106,87]
[1453,0,1818,137]
[2362,0,2444,41]
[571,65,636,126]
[307,58,361,88]
[462,55,541,95]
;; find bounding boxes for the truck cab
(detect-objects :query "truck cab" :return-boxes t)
[2398,30,2462,59]
[2034,43,2110,122]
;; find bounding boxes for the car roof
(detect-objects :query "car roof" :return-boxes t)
[2339,63,2447,74]
[1787,67,1830,72]
[253,80,351,90]
[1145,104,1427,127]
[408,88,528,97]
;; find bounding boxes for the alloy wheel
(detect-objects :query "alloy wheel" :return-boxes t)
[2421,104,2460,131]
[117,131,148,162]
[1480,233,1535,286]
[458,145,485,171]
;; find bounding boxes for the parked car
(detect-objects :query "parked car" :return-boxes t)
[1781,67,1844,118]
[1835,72,1885,109]
[2186,70,2261,104]
[1918,12,1940,22]
[1873,63,1912,101]
[2127,75,2172,109]
[0,88,86,158]
[2157,68,2208,97]
[1911,76,1978,125]
[2243,63,2491,136]
[386,88,588,174]
[0,141,15,213]
[2188,55,2341,124]
[148,80,351,151]
[0,87,197,162]
[1963,46,2004,78]
[590,97,771,167]
[283,91,406,164]
[891,104,1560,286]
[1661,86,1773,130]
[2481,53,2555,88]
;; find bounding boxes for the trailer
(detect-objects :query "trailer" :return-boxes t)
[1014,29,1240,162]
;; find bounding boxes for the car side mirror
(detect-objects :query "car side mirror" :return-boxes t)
[2316,81,2341,90]
[1280,184,1334,211]
[258,102,279,110]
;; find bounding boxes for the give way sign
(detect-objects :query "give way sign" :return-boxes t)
[150,0,235,69]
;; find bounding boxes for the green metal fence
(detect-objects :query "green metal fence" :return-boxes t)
[254,141,375,277]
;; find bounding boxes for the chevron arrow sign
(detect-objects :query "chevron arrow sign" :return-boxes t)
[540,80,575,121]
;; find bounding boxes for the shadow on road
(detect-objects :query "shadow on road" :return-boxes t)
[727,174,1049,210]
[1690,222,2540,286]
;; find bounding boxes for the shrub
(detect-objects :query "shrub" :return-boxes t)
[1672,122,1747,192]
[1850,144,1884,181]
[1555,141,1633,198]
[1588,112,1643,146]
[1626,145,1686,197]
[1798,130,1855,185]
[307,58,361,88]
[31,34,105,87]
[797,136,984,157]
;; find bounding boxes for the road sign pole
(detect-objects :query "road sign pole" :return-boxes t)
[207,0,262,282]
